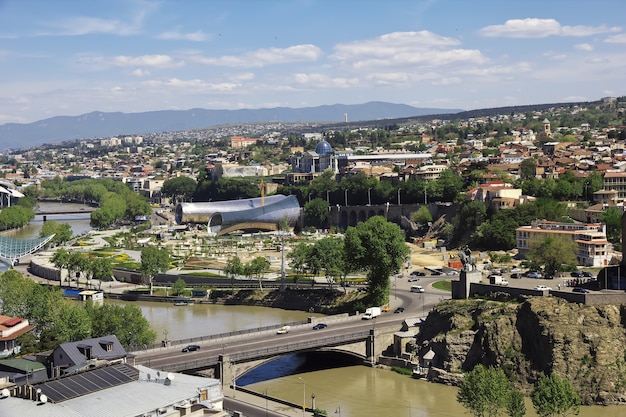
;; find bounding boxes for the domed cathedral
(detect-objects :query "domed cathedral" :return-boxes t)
[291,139,339,174]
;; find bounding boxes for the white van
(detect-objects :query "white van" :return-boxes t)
[411,285,425,293]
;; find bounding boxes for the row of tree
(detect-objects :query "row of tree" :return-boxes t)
[50,248,114,288]
[31,177,153,229]
[0,269,156,352]
[457,364,580,417]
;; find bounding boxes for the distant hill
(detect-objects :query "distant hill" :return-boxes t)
[0,102,463,151]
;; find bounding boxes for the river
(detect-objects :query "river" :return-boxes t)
[9,202,626,416]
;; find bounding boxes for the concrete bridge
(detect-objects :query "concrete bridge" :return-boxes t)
[131,316,399,388]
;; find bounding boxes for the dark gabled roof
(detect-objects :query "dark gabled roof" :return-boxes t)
[32,362,139,403]
[55,335,127,368]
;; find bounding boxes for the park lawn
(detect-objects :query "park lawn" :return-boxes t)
[432,280,452,292]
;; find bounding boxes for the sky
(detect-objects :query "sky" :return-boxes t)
[1,0,625,125]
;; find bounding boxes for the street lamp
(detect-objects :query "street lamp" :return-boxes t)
[397,188,401,205]
[344,189,348,206]
[368,187,372,206]
[298,377,306,417]
[326,189,330,203]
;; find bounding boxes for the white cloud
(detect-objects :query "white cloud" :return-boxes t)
[191,44,322,67]
[605,33,626,43]
[39,16,139,36]
[331,31,486,69]
[479,18,621,38]
[292,73,358,89]
[144,78,240,92]
[574,43,593,51]
[156,29,210,42]
[132,68,150,77]
[112,54,183,68]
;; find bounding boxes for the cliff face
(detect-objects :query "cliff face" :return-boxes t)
[415,296,626,405]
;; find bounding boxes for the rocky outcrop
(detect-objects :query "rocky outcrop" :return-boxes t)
[415,295,626,405]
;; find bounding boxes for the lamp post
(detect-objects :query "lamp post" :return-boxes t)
[298,377,306,417]
[311,392,316,411]
[424,188,428,204]
[264,388,268,417]
[326,189,330,204]
[368,187,372,206]
[344,189,348,206]
[397,188,401,205]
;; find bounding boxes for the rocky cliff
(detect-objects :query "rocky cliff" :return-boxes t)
[414,295,626,405]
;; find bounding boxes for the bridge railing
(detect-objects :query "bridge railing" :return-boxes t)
[149,331,371,372]
[131,319,310,352]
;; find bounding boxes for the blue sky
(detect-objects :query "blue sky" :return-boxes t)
[1,0,625,124]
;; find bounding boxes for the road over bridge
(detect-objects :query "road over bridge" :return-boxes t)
[130,278,450,386]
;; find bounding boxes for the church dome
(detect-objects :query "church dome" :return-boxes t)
[315,140,333,155]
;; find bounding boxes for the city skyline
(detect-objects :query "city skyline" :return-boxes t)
[1,0,625,125]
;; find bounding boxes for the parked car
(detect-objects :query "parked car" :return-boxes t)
[394,307,405,314]
[572,287,590,293]
[582,271,594,278]
[182,344,200,352]
[527,271,542,279]
[408,277,420,282]
[276,326,291,334]
[570,271,584,278]
[510,272,522,279]
[410,271,426,276]
[312,323,327,330]
[534,285,552,291]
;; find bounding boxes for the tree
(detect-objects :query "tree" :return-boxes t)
[304,198,330,229]
[171,278,187,296]
[531,373,580,417]
[39,220,73,245]
[140,246,171,295]
[87,257,113,289]
[161,176,197,203]
[310,237,345,290]
[288,242,312,288]
[520,158,537,180]
[457,364,523,417]
[224,256,244,291]
[600,207,622,244]
[247,256,271,290]
[526,235,577,276]
[67,252,89,288]
[51,248,70,286]
[86,303,157,349]
[410,205,433,225]
[343,216,409,305]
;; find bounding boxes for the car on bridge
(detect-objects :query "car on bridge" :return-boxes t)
[277,326,291,334]
[182,344,200,352]
[534,285,552,291]
[394,307,405,314]
[312,323,327,330]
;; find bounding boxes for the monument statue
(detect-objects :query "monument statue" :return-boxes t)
[457,246,477,272]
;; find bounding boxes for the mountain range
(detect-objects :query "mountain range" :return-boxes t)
[0,102,462,152]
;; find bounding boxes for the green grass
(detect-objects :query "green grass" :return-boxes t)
[432,280,452,291]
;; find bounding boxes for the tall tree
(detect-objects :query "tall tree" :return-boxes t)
[51,248,70,286]
[161,176,197,203]
[527,235,577,276]
[224,256,244,292]
[287,242,312,288]
[457,364,523,417]
[531,373,581,417]
[344,216,409,305]
[304,198,330,229]
[139,246,171,295]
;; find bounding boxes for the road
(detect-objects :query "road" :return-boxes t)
[132,275,450,371]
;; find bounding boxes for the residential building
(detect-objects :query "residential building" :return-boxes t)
[0,316,34,358]
[516,220,610,267]
[603,171,626,200]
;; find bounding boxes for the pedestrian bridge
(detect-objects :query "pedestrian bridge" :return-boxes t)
[0,235,55,266]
